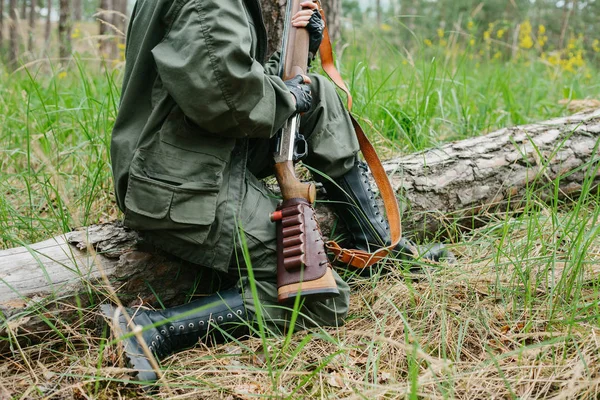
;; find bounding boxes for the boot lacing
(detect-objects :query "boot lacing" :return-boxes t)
[358,161,388,230]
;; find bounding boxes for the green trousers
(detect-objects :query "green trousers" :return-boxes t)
[234,75,359,332]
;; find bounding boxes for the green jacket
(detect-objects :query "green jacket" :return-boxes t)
[111,0,296,272]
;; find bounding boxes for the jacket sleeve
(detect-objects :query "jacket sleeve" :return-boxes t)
[151,0,296,139]
[264,51,282,76]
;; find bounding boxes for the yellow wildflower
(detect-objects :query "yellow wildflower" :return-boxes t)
[593,39,600,53]
[467,21,474,30]
[71,27,81,39]
[437,28,444,39]
[424,39,433,47]
[469,38,475,46]
[547,53,560,66]
[519,20,533,49]
[380,23,392,32]
[497,29,505,39]
[538,25,546,35]
[58,72,67,80]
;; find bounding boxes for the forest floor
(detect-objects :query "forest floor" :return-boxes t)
[1,24,600,399]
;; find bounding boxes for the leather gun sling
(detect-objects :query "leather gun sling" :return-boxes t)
[315,1,403,269]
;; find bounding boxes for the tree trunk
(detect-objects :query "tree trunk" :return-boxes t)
[385,109,600,237]
[58,0,70,58]
[559,0,572,50]
[115,0,128,35]
[73,0,82,21]
[27,0,34,52]
[8,0,18,67]
[1,110,600,345]
[258,0,342,59]
[321,0,341,44]
[110,0,126,59]
[98,0,113,57]
[0,0,4,50]
[44,0,51,48]
[259,0,285,58]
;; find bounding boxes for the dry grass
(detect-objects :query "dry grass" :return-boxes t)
[1,210,599,399]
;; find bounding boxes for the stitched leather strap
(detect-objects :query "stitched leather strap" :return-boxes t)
[315,1,403,268]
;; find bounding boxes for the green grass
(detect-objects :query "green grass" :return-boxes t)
[0,25,600,398]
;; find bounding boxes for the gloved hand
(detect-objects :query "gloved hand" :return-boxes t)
[285,75,312,113]
[306,10,324,55]
[292,1,325,59]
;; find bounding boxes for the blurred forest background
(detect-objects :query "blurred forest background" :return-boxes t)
[0,0,599,71]
[348,0,600,73]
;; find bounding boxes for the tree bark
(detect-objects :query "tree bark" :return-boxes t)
[110,0,126,59]
[44,0,51,48]
[1,109,600,344]
[0,0,4,50]
[259,0,285,58]
[259,0,342,58]
[58,0,71,58]
[98,0,113,57]
[321,0,342,44]
[73,0,82,21]
[27,0,34,52]
[8,0,17,67]
[19,0,25,19]
[385,109,600,238]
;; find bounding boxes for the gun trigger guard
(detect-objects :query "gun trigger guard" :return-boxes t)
[293,133,308,162]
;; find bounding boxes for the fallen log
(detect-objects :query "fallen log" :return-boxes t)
[384,108,600,236]
[1,109,599,346]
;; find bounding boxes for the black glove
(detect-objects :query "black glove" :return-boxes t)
[306,10,324,57]
[285,75,312,113]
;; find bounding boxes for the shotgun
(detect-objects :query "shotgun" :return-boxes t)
[270,0,339,303]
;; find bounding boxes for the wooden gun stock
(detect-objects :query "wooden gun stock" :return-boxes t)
[272,0,339,303]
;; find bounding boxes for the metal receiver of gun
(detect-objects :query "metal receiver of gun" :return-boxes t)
[273,0,315,204]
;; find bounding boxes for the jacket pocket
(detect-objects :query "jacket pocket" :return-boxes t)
[123,147,223,243]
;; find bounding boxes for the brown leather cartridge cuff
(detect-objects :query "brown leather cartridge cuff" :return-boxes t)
[274,198,330,287]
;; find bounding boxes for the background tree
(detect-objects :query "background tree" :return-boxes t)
[111,0,126,58]
[44,0,51,47]
[19,0,25,19]
[74,0,82,21]
[58,0,71,59]
[9,0,17,66]
[98,0,113,56]
[0,0,4,51]
[322,0,342,43]
[27,0,34,52]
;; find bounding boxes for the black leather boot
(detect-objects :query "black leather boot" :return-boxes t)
[99,288,250,382]
[319,160,455,265]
